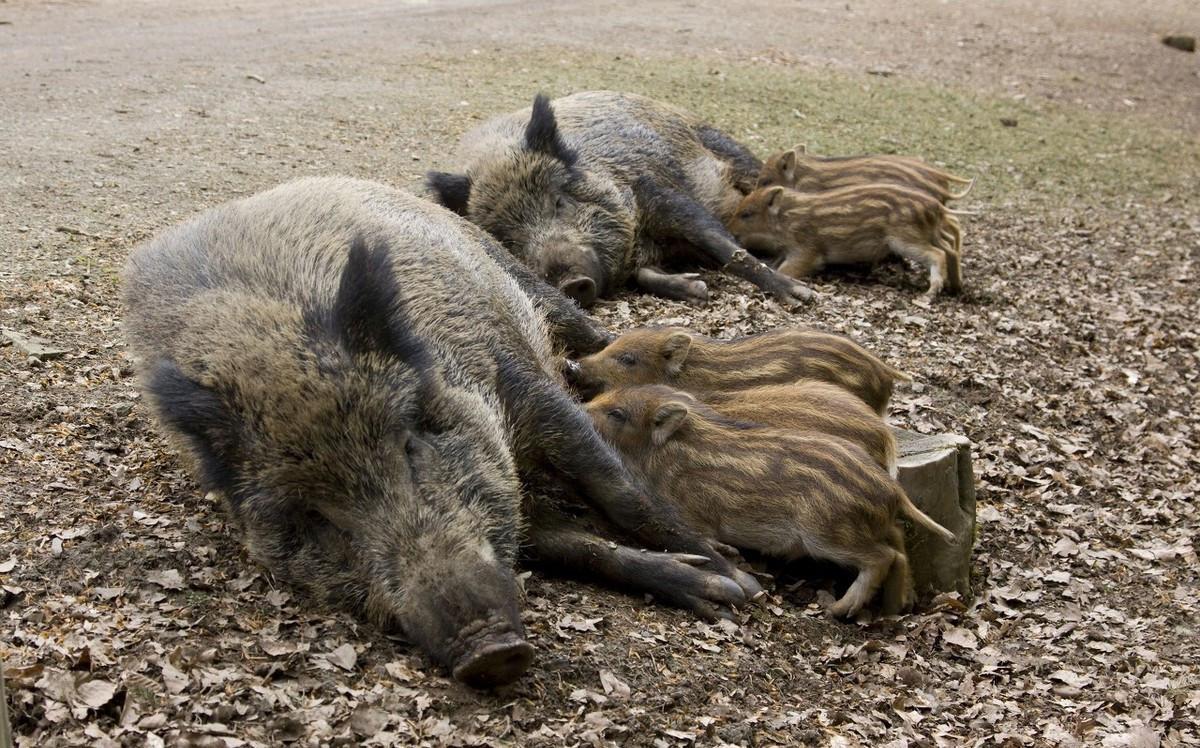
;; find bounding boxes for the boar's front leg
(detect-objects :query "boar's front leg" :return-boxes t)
[478,234,612,355]
[495,354,759,604]
[635,266,709,303]
[526,519,747,621]
[634,176,814,306]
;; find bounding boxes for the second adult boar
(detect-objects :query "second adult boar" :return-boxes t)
[427,91,813,307]
[567,326,909,415]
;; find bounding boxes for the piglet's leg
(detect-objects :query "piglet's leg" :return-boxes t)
[495,353,759,602]
[887,237,948,296]
[526,520,752,621]
[633,176,814,306]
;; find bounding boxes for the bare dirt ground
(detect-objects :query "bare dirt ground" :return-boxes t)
[2,0,1199,745]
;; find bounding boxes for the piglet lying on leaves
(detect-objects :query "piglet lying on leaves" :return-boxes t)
[690,381,897,475]
[566,326,909,415]
[586,385,957,617]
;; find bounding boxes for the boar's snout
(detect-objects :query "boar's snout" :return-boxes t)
[452,631,534,689]
[400,557,532,688]
[559,276,597,307]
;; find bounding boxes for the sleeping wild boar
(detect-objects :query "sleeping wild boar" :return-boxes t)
[427,91,813,307]
[123,177,756,687]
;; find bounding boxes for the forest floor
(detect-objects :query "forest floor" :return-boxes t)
[1,0,1198,745]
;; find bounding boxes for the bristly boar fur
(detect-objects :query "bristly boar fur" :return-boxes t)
[692,382,897,475]
[727,184,966,296]
[427,91,813,307]
[568,326,909,415]
[758,145,975,203]
[123,177,757,688]
[586,385,956,617]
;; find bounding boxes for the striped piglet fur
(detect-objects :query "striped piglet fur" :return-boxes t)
[586,385,956,617]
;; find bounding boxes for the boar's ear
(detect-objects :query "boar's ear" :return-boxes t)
[652,402,689,446]
[661,332,692,375]
[332,237,433,372]
[148,359,239,495]
[793,143,808,155]
[779,150,798,182]
[524,93,577,167]
[426,172,472,216]
[766,186,786,216]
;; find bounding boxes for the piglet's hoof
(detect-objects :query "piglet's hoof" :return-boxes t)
[451,633,534,689]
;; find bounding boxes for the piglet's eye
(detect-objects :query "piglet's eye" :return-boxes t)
[606,409,628,423]
[739,211,754,220]
[617,353,637,367]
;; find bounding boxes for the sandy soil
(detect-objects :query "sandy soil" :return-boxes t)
[2,1,1198,746]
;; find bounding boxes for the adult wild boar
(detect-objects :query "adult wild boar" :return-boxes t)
[427,91,813,307]
[122,177,756,688]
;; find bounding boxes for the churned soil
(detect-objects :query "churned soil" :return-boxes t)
[1,1,1198,745]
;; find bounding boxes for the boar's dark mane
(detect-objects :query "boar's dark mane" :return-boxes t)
[523,93,577,167]
[426,172,473,216]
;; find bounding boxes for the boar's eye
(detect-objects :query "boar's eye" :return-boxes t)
[606,408,628,423]
[739,210,754,220]
[616,352,637,367]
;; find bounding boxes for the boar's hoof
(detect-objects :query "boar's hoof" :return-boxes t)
[765,277,815,307]
[560,276,598,308]
[451,633,534,688]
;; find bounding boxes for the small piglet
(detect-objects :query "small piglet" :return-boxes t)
[568,326,908,415]
[757,145,974,203]
[697,381,896,474]
[727,184,964,296]
[586,385,956,616]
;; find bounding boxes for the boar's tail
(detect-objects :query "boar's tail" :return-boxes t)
[946,177,975,200]
[945,207,979,217]
[898,492,956,544]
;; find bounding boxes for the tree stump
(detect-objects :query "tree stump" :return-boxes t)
[1,659,12,748]
[893,430,976,600]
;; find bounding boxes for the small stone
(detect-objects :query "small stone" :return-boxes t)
[1000,117,1018,127]
[1162,35,1196,53]
[2,327,68,360]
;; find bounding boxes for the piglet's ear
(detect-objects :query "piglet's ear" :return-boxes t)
[652,402,689,446]
[662,332,692,376]
[779,150,798,183]
[766,186,785,216]
[426,172,472,216]
[524,93,577,167]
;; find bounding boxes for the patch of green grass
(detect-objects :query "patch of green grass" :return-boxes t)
[426,48,1198,207]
